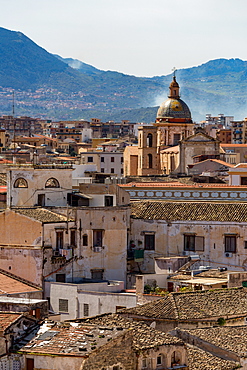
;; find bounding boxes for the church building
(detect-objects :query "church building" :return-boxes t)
[124,74,195,176]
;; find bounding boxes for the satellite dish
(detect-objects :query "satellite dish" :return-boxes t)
[150,321,156,329]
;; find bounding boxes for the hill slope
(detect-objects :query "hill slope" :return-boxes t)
[0,27,247,122]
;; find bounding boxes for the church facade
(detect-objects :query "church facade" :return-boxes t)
[124,75,221,176]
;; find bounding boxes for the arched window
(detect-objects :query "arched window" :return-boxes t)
[148,154,153,169]
[157,354,163,366]
[45,178,60,188]
[14,178,28,188]
[147,133,153,147]
[171,351,181,367]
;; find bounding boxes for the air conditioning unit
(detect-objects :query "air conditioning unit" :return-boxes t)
[94,246,102,253]
[224,252,233,258]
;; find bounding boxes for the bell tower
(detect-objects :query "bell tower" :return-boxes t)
[137,126,160,176]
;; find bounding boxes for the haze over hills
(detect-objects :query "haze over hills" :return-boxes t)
[0,26,247,122]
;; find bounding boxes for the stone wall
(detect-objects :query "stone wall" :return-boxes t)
[81,330,136,370]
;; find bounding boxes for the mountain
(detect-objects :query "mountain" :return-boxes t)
[0,27,247,122]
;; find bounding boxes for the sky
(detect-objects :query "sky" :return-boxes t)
[1,0,247,77]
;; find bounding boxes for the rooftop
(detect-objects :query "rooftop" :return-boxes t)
[12,207,71,223]
[0,268,41,294]
[20,323,125,356]
[185,326,247,358]
[131,201,247,222]
[186,344,237,370]
[80,313,183,350]
[0,312,23,332]
[120,287,247,321]
[122,181,246,188]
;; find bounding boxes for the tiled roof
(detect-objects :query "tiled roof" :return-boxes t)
[0,274,39,294]
[121,182,246,188]
[0,268,41,294]
[191,159,234,168]
[185,326,247,358]
[186,344,238,370]
[235,163,247,168]
[12,208,70,223]
[20,323,125,356]
[221,144,247,147]
[120,288,247,321]
[0,313,23,332]
[131,201,247,222]
[81,313,183,350]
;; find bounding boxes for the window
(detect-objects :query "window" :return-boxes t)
[111,168,115,173]
[101,157,105,162]
[59,299,68,312]
[173,133,181,145]
[121,157,123,163]
[144,234,155,250]
[83,234,88,246]
[184,234,204,252]
[93,230,103,247]
[91,269,104,280]
[14,178,28,188]
[241,177,247,185]
[111,157,115,162]
[171,351,181,366]
[147,133,153,147]
[225,235,237,253]
[56,274,65,282]
[70,229,76,247]
[101,168,105,173]
[56,231,64,249]
[105,195,113,206]
[142,358,147,369]
[45,177,60,188]
[84,303,89,316]
[157,355,162,366]
[37,194,45,206]
[147,153,153,168]
[87,156,93,163]
[245,241,247,249]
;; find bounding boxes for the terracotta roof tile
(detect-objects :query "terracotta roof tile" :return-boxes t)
[120,288,247,321]
[0,275,38,294]
[186,344,238,370]
[0,313,23,332]
[131,201,247,222]
[20,318,182,356]
[185,326,247,358]
[82,313,183,349]
[13,208,71,223]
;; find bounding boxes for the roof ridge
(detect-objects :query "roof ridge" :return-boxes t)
[169,293,180,320]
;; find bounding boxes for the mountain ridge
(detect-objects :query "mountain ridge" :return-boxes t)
[0,27,246,122]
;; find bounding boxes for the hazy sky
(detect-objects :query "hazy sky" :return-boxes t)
[1,0,247,77]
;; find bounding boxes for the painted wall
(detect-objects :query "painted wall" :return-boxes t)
[49,282,137,320]
[130,218,247,273]
[7,167,72,207]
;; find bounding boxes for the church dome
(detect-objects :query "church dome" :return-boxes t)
[156,75,192,122]
[156,98,192,120]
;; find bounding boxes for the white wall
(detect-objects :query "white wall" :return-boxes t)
[49,281,136,320]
